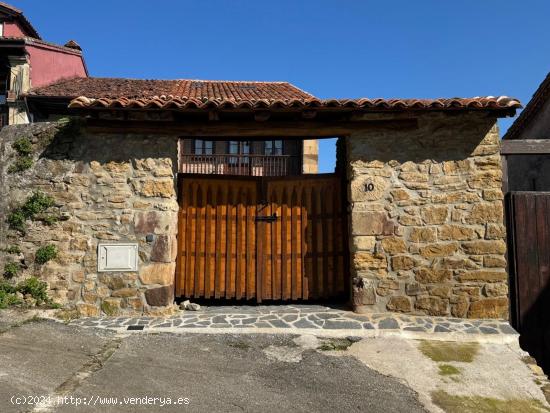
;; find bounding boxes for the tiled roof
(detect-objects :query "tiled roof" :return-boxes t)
[503,72,550,140]
[0,2,40,39]
[28,77,521,114]
[28,77,314,101]
[67,95,521,113]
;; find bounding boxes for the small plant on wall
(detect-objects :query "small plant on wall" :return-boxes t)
[7,191,55,233]
[3,262,19,279]
[8,137,34,173]
[35,245,57,265]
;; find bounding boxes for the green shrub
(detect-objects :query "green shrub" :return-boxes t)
[16,277,49,305]
[0,289,21,309]
[8,156,33,173]
[3,262,19,279]
[2,245,21,254]
[22,192,54,217]
[35,245,57,265]
[12,137,33,155]
[7,209,26,232]
[0,281,17,294]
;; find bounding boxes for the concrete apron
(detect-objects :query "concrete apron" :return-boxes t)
[52,306,519,345]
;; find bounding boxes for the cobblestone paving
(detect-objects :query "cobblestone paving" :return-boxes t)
[69,305,518,336]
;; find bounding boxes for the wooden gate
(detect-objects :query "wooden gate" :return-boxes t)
[176,174,348,302]
[507,192,550,372]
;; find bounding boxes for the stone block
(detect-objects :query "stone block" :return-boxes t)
[408,227,437,243]
[438,225,478,241]
[376,279,399,296]
[380,236,407,254]
[139,262,176,285]
[458,271,507,283]
[352,236,376,251]
[485,224,505,240]
[150,235,176,263]
[414,268,452,283]
[483,283,508,297]
[419,242,458,258]
[451,295,469,318]
[76,303,100,317]
[465,203,503,224]
[467,298,508,318]
[421,206,448,225]
[145,285,174,307]
[134,179,175,198]
[134,210,177,234]
[386,296,411,313]
[391,255,417,271]
[352,211,395,236]
[415,296,449,316]
[461,240,506,255]
[111,288,138,298]
[483,255,507,268]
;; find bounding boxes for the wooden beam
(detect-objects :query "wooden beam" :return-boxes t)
[501,139,550,155]
[254,111,271,122]
[302,110,317,120]
[208,111,220,121]
[85,118,419,137]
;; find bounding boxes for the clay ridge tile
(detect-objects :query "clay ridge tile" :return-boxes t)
[67,95,521,112]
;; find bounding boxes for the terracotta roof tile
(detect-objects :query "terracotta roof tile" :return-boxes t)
[67,95,521,113]
[29,77,314,101]
[28,77,521,114]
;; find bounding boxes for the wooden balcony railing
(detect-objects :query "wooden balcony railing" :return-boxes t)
[180,154,301,176]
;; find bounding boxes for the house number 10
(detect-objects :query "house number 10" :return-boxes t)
[365,183,375,192]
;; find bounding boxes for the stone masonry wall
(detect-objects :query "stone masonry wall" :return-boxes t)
[348,112,508,319]
[0,121,180,316]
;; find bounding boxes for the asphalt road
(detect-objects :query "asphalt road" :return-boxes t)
[0,319,426,413]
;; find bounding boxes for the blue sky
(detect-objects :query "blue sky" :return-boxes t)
[16,0,550,172]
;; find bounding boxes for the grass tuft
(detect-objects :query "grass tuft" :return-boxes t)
[419,340,479,363]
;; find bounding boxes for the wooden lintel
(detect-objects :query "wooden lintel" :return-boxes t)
[501,139,550,155]
[302,110,317,120]
[85,118,419,137]
[254,111,271,122]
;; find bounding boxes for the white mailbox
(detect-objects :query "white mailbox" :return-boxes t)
[97,243,138,272]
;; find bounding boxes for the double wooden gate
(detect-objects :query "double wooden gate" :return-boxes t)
[175,174,348,302]
[507,192,550,372]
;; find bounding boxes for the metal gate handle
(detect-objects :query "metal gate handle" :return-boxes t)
[255,213,278,223]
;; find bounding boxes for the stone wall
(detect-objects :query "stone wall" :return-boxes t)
[347,113,508,319]
[0,121,180,316]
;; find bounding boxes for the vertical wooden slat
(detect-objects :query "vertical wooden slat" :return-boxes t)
[271,185,281,300]
[235,188,244,300]
[176,178,186,296]
[309,186,319,299]
[246,186,256,299]
[204,185,213,299]
[321,184,330,298]
[194,185,204,297]
[185,182,196,296]
[225,186,234,298]
[214,185,223,299]
[291,187,299,300]
[301,186,309,300]
[333,180,344,295]
[264,187,273,300]
[280,187,289,300]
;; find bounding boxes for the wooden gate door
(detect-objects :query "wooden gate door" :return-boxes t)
[176,174,348,302]
[507,192,550,372]
[257,175,347,301]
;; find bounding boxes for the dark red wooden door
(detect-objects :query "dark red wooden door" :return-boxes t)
[507,192,550,372]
